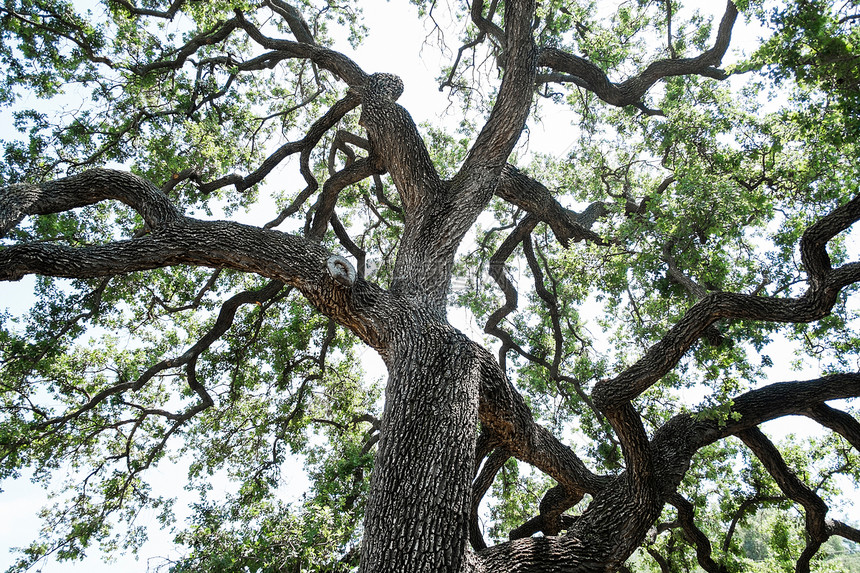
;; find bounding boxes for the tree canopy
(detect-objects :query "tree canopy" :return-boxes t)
[1,0,859,571]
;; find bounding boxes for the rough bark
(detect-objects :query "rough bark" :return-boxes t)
[360,324,481,572]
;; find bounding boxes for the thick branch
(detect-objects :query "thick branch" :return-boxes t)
[357,73,453,309]
[801,403,860,450]
[476,347,609,497]
[496,165,607,246]
[388,0,538,311]
[1,169,182,236]
[1,174,392,349]
[509,484,582,539]
[647,372,860,500]
[593,241,860,412]
[706,373,860,444]
[458,0,537,179]
[801,194,860,286]
[265,0,315,44]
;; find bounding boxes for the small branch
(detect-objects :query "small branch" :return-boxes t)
[801,403,860,450]
[108,0,186,19]
[738,428,829,572]
[132,281,287,391]
[129,17,241,75]
[669,494,726,573]
[470,448,510,550]
[722,495,784,552]
[263,93,362,228]
[665,0,677,59]
[485,214,539,369]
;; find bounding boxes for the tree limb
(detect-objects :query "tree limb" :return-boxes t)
[593,193,860,412]
[737,428,828,573]
[536,1,738,108]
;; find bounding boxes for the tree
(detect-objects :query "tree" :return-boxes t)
[1,0,859,571]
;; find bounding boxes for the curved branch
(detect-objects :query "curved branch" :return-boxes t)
[1,168,182,236]
[1,171,395,350]
[129,17,241,75]
[233,10,367,87]
[263,102,363,228]
[476,348,609,497]
[509,512,578,541]
[469,0,504,48]
[264,0,315,45]
[201,92,361,195]
[485,214,538,368]
[475,471,662,573]
[643,371,860,523]
[593,191,860,411]
[132,280,288,391]
[457,0,537,179]
[645,546,672,573]
[710,373,860,443]
[522,235,564,377]
[510,484,583,539]
[310,159,382,240]
[496,164,606,246]
[669,494,726,573]
[737,428,828,572]
[593,274,860,467]
[801,193,860,286]
[470,447,510,550]
[801,403,860,450]
[108,0,186,19]
[537,1,738,108]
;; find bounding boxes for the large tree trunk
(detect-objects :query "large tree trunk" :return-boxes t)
[360,321,481,572]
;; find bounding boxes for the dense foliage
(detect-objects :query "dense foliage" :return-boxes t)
[1,0,859,571]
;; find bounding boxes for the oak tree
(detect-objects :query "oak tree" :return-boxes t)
[1,0,859,571]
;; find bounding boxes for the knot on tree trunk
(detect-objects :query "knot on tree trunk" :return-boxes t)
[366,72,404,102]
[327,254,357,286]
